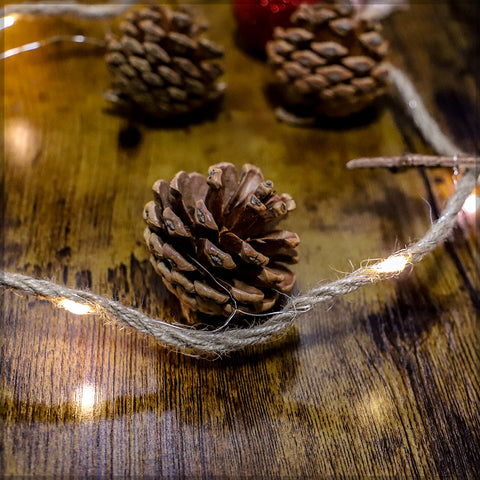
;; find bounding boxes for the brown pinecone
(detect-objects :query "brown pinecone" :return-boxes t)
[266,0,389,119]
[104,4,225,119]
[143,163,300,323]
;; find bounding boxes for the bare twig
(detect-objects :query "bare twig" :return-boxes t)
[347,154,478,170]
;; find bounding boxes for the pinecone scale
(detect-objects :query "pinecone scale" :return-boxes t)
[104,5,225,119]
[266,0,389,118]
[143,163,300,322]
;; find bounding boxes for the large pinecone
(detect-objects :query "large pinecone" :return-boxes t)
[266,0,389,118]
[143,163,300,323]
[104,4,225,119]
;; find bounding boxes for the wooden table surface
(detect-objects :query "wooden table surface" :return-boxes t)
[1,1,479,478]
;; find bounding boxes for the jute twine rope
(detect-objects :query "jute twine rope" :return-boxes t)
[1,67,478,355]
[3,0,402,21]
[3,0,139,20]
[1,2,478,354]
[3,0,406,21]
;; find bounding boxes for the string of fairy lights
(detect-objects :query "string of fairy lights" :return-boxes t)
[1,5,478,351]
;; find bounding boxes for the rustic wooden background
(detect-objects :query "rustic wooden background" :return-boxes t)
[1,1,479,478]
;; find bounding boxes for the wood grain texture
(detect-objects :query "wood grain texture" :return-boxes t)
[1,2,479,478]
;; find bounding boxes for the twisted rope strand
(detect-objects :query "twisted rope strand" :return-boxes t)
[1,66,478,355]
[388,65,464,157]
[1,167,476,355]
[358,0,408,22]
[4,1,138,20]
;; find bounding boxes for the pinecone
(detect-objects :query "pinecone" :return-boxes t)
[143,163,300,323]
[266,0,389,119]
[104,4,225,119]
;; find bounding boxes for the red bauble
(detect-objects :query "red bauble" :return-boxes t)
[233,0,320,53]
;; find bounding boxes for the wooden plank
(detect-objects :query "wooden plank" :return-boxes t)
[1,2,478,478]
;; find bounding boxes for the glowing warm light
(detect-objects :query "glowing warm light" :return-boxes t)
[58,298,95,315]
[364,391,391,425]
[370,253,410,274]
[462,192,479,215]
[1,15,17,30]
[75,384,96,416]
[80,385,95,409]
[5,119,41,167]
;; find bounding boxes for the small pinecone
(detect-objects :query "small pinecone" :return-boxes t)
[143,163,300,323]
[104,4,225,119]
[266,0,389,118]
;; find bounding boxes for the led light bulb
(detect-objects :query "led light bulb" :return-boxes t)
[58,299,94,315]
[370,253,410,274]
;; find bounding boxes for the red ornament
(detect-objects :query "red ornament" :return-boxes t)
[233,0,320,53]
